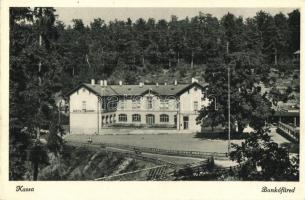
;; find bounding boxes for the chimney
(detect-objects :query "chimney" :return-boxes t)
[191,78,198,83]
[91,79,95,85]
[100,80,103,86]
[104,80,107,86]
[164,82,167,85]
[119,80,123,86]
[156,82,159,87]
[139,82,143,87]
[174,80,177,85]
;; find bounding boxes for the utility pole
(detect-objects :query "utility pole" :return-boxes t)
[228,64,231,154]
[226,41,231,154]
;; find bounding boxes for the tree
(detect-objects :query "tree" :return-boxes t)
[230,128,299,181]
[9,7,62,180]
[287,10,300,54]
[199,51,272,134]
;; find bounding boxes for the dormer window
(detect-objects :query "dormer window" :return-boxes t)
[147,96,153,109]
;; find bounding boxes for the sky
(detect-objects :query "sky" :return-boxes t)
[54,7,297,26]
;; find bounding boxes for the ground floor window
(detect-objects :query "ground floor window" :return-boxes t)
[119,114,127,122]
[183,116,189,129]
[174,115,177,126]
[132,114,141,122]
[146,114,155,125]
[160,114,169,123]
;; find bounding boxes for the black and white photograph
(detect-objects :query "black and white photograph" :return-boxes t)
[6,5,301,183]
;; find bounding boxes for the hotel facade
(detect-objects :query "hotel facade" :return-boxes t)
[67,79,210,134]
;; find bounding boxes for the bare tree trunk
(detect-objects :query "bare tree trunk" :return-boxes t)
[226,41,229,55]
[36,34,42,140]
[274,48,278,65]
[142,55,145,67]
[38,34,42,87]
[177,51,180,65]
[191,51,194,69]
[168,58,171,68]
[33,162,39,181]
[101,47,104,67]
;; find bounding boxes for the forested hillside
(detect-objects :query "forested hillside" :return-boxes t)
[9,7,300,180]
[40,9,301,93]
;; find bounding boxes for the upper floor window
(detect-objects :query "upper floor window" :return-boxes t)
[160,99,169,110]
[132,98,141,109]
[108,101,117,110]
[132,114,141,122]
[194,101,198,111]
[120,99,126,110]
[147,96,153,109]
[118,114,127,122]
[160,114,169,123]
[82,101,86,111]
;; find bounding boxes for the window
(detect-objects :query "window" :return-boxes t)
[147,96,153,109]
[132,114,141,122]
[132,98,141,109]
[106,97,118,111]
[146,114,155,125]
[160,114,169,123]
[194,101,198,111]
[174,115,177,126]
[82,101,86,111]
[108,101,117,110]
[120,100,126,110]
[118,114,127,122]
[160,99,169,110]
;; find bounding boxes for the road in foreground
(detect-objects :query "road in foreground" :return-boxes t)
[65,132,242,153]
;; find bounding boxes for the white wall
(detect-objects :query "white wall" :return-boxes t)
[178,85,209,131]
[69,86,99,134]
[69,86,98,112]
[179,86,206,112]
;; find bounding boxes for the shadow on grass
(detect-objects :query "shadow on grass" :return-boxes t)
[194,130,249,140]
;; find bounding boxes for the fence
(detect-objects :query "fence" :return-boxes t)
[94,165,170,181]
[277,122,299,142]
[69,141,177,167]
[81,141,228,160]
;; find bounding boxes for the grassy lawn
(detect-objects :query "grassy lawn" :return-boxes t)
[65,130,243,153]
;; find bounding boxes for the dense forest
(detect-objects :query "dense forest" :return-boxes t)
[9,7,300,180]
[11,8,300,93]
[59,9,300,92]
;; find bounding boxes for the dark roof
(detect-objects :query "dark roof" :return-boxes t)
[67,82,208,97]
[273,111,299,117]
